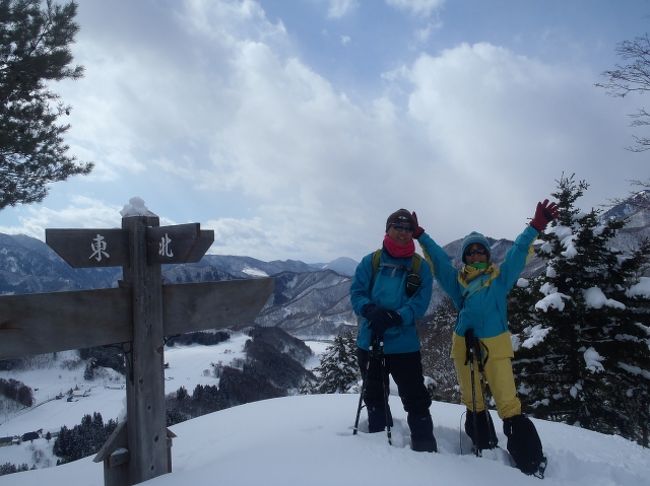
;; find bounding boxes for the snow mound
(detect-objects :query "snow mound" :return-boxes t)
[2,394,649,486]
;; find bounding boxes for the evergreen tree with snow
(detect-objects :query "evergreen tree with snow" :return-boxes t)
[1,0,93,210]
[53,412,118,464]
[419,296,458,403]
[510,174,650,445]
[309,331,360,394]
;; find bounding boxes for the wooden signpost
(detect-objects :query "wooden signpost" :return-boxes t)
[0,212,274,485]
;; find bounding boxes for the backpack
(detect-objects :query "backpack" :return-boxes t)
[370,249,423,297]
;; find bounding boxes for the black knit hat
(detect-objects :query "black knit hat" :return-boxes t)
[386,209,416,232]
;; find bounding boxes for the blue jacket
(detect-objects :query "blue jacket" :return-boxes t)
[350,249,433,354]
[418,225,537,340]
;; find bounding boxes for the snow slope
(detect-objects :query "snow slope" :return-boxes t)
[2,394,649,486]
[0,334,253,438]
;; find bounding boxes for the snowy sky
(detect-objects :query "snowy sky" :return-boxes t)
[1,0,649,263]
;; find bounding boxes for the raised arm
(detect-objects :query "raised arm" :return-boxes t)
[499,199,559,290]
[412,212,463,308]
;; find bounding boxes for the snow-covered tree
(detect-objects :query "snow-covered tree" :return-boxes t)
[53,412,117,464]
[510,174,650,445]
[308,331,359,394]
[1,0,93,210]
[419,296,459,403]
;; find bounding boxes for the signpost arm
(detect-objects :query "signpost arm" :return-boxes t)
[122,215,170,484]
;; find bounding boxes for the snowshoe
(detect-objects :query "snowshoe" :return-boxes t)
[465,409,498,451]
[503,414,546,477]
[367,404,393,433]
[411,435,437,453]
[408,413,437,453]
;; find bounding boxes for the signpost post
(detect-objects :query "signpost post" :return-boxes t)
[0,211,273,485]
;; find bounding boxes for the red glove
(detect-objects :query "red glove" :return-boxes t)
[530,199,559,232]
[411,211,425,239]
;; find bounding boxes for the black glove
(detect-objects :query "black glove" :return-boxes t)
[411,211,425,239]
[361,303,381,321]
[362,304,402,337]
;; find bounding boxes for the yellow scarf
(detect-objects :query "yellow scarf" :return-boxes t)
[458,263,500,288]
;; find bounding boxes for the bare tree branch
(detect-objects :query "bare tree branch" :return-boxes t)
[597,34,650,151]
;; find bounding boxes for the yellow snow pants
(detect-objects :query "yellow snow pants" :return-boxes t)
[451,332,522,419]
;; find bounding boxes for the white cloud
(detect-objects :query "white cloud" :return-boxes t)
[391,42,644,235]
[385,0,445,17]
[204,216,271,257]
[0,197,123,239]
[415,20,443,43]
[327,0,359,19]
[0,197,178,241]
[4,2,646,263]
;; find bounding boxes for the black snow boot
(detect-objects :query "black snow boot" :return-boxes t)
[367,404,393,433]
[464,410,498,450]
[408,413,437,452]
[503,414,547,477]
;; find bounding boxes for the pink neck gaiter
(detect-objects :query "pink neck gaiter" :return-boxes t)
[383,234,415,258]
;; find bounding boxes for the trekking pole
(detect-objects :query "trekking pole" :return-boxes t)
[353,336,392,445]
[472,337,498,449]
[376,336,392,446]
[353,345,371,436]
[465,329,481,457]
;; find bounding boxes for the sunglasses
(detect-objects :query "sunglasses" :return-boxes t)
[465,248,487,257]
[391,224,414,233]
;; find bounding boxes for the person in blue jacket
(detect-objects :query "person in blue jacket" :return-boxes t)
[350,209,436,452]
[413,199,558,475]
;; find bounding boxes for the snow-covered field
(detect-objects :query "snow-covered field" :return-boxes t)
[0,436,58,470]
[0,333,257,437]
[0,350,125,438]
[2,337,649,486]
[0,336,330,470]
[2,394,649,486]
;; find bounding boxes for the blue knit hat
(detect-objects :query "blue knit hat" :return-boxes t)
[460,231,491,263]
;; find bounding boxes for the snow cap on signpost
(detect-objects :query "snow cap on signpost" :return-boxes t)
[120,197,157,217]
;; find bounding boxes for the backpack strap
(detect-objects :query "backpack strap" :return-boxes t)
[370,249,382,290]
[411,253,422,274]
[370,249,423,289]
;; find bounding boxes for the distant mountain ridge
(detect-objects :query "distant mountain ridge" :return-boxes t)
[0,231,526,339]
[602,190,650,252]
[311,257,358,277]
[1,191,648,338]
[0,234,335,295]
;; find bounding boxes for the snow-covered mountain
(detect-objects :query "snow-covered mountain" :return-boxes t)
[0,233,344,295]
[255,269,356,339]
[602,189,650,252]
[0,233,119,294]
[2,394,648,486]
[311,256,359,276]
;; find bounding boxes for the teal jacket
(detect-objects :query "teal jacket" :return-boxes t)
[418,225,538,339]
[350,249,433,354]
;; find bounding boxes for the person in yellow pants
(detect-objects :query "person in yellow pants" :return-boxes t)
[413,199,559,476]
[452,332,521,420]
